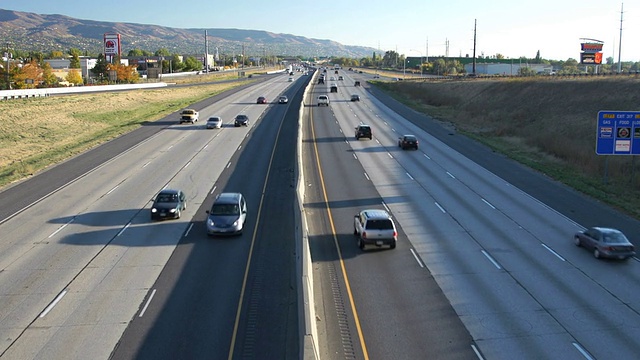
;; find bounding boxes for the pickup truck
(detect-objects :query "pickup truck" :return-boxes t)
[179,109,199,124]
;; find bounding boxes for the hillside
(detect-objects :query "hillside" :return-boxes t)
[376,76,640,217]
[0,9,375,58]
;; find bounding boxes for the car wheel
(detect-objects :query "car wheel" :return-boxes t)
[574,237,581,246]
[176,210,181,219]
[183,201,187,211]
[353,227,358,235]
[358,238,364,250]
[594,249,601,259]
[390,242,396,249]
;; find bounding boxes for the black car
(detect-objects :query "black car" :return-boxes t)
[256,96,267,104]
[398,135,419,150]
[574,227,636,260]
[151,189,186,220]
[355,124,372,140]
[234,114,249,127]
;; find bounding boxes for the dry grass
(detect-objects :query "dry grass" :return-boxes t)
[0,80,253,187]
[373,76,640,218]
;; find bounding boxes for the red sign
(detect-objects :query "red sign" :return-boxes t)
[581,42,603,53]
[104,33,121,56]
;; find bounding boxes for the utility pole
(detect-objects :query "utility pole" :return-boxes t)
[617,2,624,73]
[472,19,477,75]
[204,30,209,72]
[5,42,11,89]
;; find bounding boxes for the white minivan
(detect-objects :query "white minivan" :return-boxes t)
[317,95,330,107]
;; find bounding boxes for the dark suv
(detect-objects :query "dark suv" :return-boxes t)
[355,124,372,140]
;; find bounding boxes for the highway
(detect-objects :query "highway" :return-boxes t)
[0,71,309,359]
[303,68,640,359]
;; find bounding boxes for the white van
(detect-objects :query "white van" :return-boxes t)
[317,95,330,107]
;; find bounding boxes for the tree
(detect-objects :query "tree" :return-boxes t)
[66,69,83,85]
[534,50,542,64]
[128,49,144,57]
[106,62,139,83]
[155,48,171,57]
[40,61,58,86]
[50,50,64,59]
[183,56,202,71]
[91,53,110,80]
[69,48,81,68]
[13,60,43,89]
[518,66,536,76]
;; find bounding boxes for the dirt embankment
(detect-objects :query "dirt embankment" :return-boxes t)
[377,76,640,216]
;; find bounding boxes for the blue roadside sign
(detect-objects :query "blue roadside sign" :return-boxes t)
[596,111,640,155]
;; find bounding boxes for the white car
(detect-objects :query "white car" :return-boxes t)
[288,77,293,82]
[206,116,222,129]
[278,96,288,104]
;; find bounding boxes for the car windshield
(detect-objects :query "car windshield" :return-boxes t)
[602,231,627,243]
[157,194,178,203]
[208,118,220,122]
[211,204,240,215]
[365,219,393,230]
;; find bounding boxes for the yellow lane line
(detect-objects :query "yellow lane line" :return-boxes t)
[309,103,370,360]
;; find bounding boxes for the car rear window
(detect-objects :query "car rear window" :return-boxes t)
[365,219,393,230]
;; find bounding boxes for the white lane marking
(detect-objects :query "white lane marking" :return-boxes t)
[167,145,174,150]
[106,185,119,195]
[184,161,191,169]
[376,139,381,145]
[39,289,68,318]
[406,172,414,180]
[352,154,358,160]
[364,173,370,181]
[185,223,194,237]
[410,249,424,268]
[423,153,431,160]
[48,218,74,238]
[237,145,242,151]
[446,171,456,179]
[481,250,502,270]
[142,162,151,168]
[572,342,595,360]
[387,153,393,159]
[481,198,496,209]
[542,243,566,261]
[435,202,446,213]
[116,222,131,237]
[471,344,485,360]
[339,129,343,133]
[382,202,390,212]
[139,289,157,317]
[203,144,209,150]
[210,185,217,195]
[226,162,231,169]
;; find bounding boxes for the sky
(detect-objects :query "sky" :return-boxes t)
[2,1,639,62]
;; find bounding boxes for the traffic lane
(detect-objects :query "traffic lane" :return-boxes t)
[366,85,640,246]
[347,85,640,357]
[111,77,309,360]
[305,90,476,359]
[0,75,296,358]
[0,77,271,224]
[0,107,255,358]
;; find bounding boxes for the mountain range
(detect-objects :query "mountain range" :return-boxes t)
[0,9,375,58]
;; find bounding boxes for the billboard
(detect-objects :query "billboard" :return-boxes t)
[104,33,121,56]
[581,52,603,65]
[579,39,603,65]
